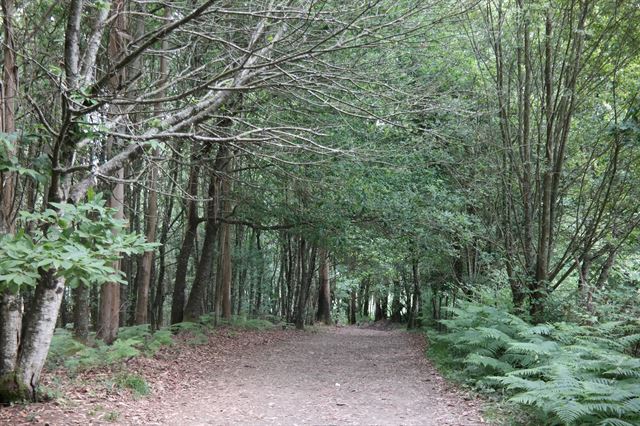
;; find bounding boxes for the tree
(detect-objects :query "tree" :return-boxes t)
[316,249,331,325]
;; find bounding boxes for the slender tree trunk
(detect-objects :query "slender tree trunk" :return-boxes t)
[235,225,245,315]
[407,260,420,329]
[362,277,370,318]
[134,4,168,325]
[184,145,228,321]
[254,230,264,316]
[349,290,357,325]
[97,0,129,342]
[170,157,199,324]
[316,249,331,324]
[220,170,232,319]
[98,168,124,344]
[285,235,295,322]
[73,284,90,342]
[135,168,157,324]
[390,280,402,322]
[294,242,317,330]
[151,165,176,330]
[374,299,384,322]
[0,0,21,390]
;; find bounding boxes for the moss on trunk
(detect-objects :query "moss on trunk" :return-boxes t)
[0,371,31,403]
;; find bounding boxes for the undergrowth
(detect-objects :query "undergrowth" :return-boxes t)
[114,372,150,396]
[47,326,173,373]
[427,302,640,425]
[47,315,278,374]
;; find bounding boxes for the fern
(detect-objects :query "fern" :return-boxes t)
[598,419,636,426]
[429,302,640,425]
[465,354,514,373]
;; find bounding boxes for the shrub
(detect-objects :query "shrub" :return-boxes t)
[430,302,640,425]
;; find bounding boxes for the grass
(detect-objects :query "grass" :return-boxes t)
[114,372,150,397]
[103,411,120,422]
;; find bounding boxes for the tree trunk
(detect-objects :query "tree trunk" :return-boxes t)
[254,230,264,316]
[349,290,357,325]
[97,168,124,344]
[362,277,370,318]
[0,0,21,392]
[170,157,200,324]
[407,260,420,329]
[220,171,232,319]
[390,280,402,322]
[0,273,63,402]
[316,249,331,324]
[184,145,228,321]
[97,0,128,341]
[235,226,245,315]
[151,170,176,330]
[0,293,21,391]
[374,299,384,322]
[294,241,317,330]
[73,283,90,343]
[134,4,168,325]
[134,161,158,324]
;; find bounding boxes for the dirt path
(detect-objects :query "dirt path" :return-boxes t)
[159,327,483,425]
[1,327,485,425]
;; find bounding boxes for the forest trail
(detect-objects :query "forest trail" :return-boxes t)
[157,326,484,425]
[2,326,486,425]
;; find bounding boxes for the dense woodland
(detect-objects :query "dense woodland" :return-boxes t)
[1,1,640,424]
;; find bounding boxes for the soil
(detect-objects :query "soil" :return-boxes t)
[0,326,486,425]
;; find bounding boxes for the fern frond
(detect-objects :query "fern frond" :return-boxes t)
[551,400,592,424]
[507,340,559,355]
[598,418,636,426]
[465,354,514,373]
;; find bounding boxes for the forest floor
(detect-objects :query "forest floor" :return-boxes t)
[0,325,487,425]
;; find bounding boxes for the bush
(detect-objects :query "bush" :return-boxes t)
[429,302,640,425]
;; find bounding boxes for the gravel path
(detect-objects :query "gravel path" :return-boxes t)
[161,327,484,425]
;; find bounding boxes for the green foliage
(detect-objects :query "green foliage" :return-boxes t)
[63,338,141,372]
[0,194,154,293]
[47,325,175,373]
[218,315,276,330]
[431,303,640,425]
[114,373,150,397]
[0,132,47,183]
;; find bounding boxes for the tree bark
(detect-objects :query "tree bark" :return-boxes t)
[73,283,90,343]
[220,170,233,319]
[316,249,331,324]
[294,241,317,330]
[170,156,200,324]
[253,230,264,316]
[134,160,158,324]
[184,145,228,321]
[0,0,22,399]
[349,290,357,325]
[407,260,420,329]
[98,168,124,344]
